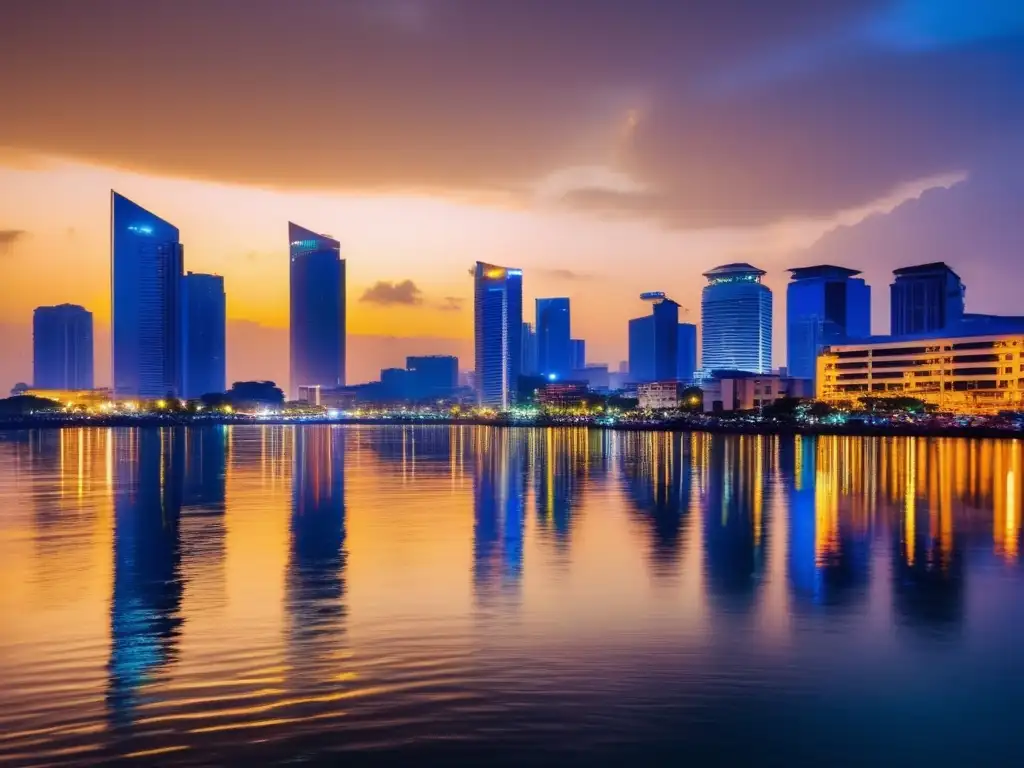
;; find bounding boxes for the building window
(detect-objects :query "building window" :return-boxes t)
[764,385,772,394]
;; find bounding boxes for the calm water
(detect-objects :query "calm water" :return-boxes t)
[2,426,1024,766]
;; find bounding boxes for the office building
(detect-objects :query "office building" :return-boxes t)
[786,265,871,382]
[290,222,346,398]
[817,330,1024,415]
[677,322,697,383]
[890,262,964,336]
[536,297,571,380]
[571,339,586,372]
[629,294,681,382]
[32,303,93,390]
[181,272,226,398]
[701,263,772,374]
[628,315,655,382]
[111,191,184,398]
[521,322,538,376]
[704,373,813,413]
[406,355,458,401]
[474,261,523,408]
[638,381,688,410]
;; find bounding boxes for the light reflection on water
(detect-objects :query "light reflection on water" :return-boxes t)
[1,426,1024,765]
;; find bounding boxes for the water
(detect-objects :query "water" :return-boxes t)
[1,425,1023,766]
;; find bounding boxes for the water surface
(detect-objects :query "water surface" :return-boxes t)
[1,426,1023,765]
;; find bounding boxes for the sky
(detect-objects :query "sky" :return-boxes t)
[0,0,1022,391]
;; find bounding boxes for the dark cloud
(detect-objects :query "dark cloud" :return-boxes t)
[1,1,1021,226]
[438,296,464,312]
[360,280,423,306]
[0,230,27,256]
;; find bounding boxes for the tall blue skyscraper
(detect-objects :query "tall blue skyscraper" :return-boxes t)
[182,272,226,398]
[677,322,697,383]
[629,294,680,382]
[111,191,184,398]
[535,297,571,380]
[890,261,964,336]
[521,322,538,376]
[701,263,772,374]
[32,303,94,390]
[290,223,346,397]
[570,338,586,371]
[628,315,655,382]
[474,262,523,408]
[787,265,870,381]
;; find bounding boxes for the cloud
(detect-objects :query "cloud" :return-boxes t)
[535,267,595,281]
[438,296,464,312]
[360,280,423,306]
[3,1,1020,229]
[0,230,27,255]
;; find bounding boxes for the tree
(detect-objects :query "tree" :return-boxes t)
[680,386,703,412]
[806,400,835,419]
[0,395,63,416]
[762,396,803,419]
[228,381,285,406]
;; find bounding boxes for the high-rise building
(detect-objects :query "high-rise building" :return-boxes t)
[628,315,655,382]
[406,355,458,401]
[111,191,184,398]
[570,338,586,371]
[521,322,538,376]
[701,263,772,374]
[677,322,697,383]
[787,265,870,382]
[33,303,94,390]
[890,261,964,336]
[474,261,523,408]
[535,297,571,380]
[289,223,346,398]
[182,272,226,398]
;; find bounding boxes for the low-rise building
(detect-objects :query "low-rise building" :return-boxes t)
[702,374,812,412]
[818,331,1024,414]
[638,381,686,410]
[24,388,113,408]
[537,381,590,407]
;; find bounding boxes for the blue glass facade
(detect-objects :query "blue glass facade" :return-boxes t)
[111,191,183,398]
[406,355,459,401]
[629,298,680,382]
[535,297,571,379]
[890,261,964,336]
[32,303,93,390]
[474,262,523,408]
[182,272,226,398]
[628,315,655,382]
[786,265,870,382]
[290,223,346,397]
[701,263,772,374]
[677,322,697,383]
[570,339,586,371]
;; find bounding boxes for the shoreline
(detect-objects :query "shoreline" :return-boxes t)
[0,415,1021,441]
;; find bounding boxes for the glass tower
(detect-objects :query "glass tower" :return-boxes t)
[289,223,346,398]
[890,261,964,336]
[677,322,697,383]
[33,303,94,390]
[182,272,227,398]
[786,265,870,382]
[629,296,681,382]
[111,191,184,398]
[628,315,655,382]
[570,339,586,371]
[521,322,538,376]
[406,355,459,401]
[474,261,523,409]
[535,297,571,380]
[701,263,772,374]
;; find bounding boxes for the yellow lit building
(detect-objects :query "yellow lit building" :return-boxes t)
[23,388,113,408]
[817,332,1024,414]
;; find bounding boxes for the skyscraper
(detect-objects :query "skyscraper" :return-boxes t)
[406,355,458,401]
[111,191,184,398]
[474,261,523,408]
[787,265,870,381]
[290,223,345,397]
[182,272,226,398]
[535,297,572,380]
[701,263,772,374]
[629,294,680,382]
[628,315,655,382]
[677,322,697,383]
[33,303,94,390]
[521,322,538,376]
[570,339,586,371]
[890,262,964,336]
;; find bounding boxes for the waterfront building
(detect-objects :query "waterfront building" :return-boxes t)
[111,191,184,398]
[32,303,93,390]
[406,355,459,401]
[536,297,572,380]
[677,322,697,383]
[638,381,688,410]
[181,272,226,398]
[629,294,681,383]
[474,262,523,408]
[628,315,655,382]
[890,262,964,336]
[701,263,772,374]
[571,339,586,372]
[786,265,871,382]
[817,330,1024,414]
[702,373,813,413]
[290,223,346,398]
[521,322,538,376]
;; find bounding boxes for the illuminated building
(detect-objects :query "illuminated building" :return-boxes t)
[406,355,458,401]
[701,263,772,374]
[474,261,523,409]
[536,381,589,407]
[111,191,184,398]
[570,338,586,372]
[535,297,572,380]
[628,315,655,382]
[24,387,112,408]
[677,322,697,382]
[637,381,687,410]
[890,261,964,336]
[629,293,681,383]
[786,265,870,383]
[521,322,538,376]
[33,303,94,390]
[818,331,1024,414]
[181,272,226,398]
[289,223,345,398]
[702,373,812,412]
